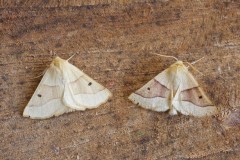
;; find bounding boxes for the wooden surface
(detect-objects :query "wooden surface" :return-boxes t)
[0,0,240,159]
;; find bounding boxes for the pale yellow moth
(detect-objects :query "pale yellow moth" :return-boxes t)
[23,56,112,119]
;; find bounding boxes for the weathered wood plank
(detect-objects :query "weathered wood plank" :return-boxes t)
[0,0,240,159]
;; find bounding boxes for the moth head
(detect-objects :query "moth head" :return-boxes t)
[171,61,185,68]
[52,56,66,68]
[174,61,184,66]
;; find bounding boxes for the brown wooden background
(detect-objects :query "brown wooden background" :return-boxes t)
[0,0,240,159]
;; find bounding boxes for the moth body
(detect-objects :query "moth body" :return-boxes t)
[129,60,217,117]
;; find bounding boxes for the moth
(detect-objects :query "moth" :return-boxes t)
[23,56,112,119]
[129,54,217,117]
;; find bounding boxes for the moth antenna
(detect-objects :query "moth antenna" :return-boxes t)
[191,57,204,65]
[184,62,204,76]
[67,53,77,61]
[151,53,178,61]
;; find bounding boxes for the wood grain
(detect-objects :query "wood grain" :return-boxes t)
[0,0,240,159]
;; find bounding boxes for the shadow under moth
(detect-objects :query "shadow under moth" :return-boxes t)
[23,56,112,119]
[129,54,217,117]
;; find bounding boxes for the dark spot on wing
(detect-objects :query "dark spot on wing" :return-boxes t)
[88,82,92,86]
[199,96,203,99]
[147,87,150,90]
[38,94,42,97]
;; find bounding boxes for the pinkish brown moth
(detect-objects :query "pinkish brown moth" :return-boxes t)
[129,55,217,117]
